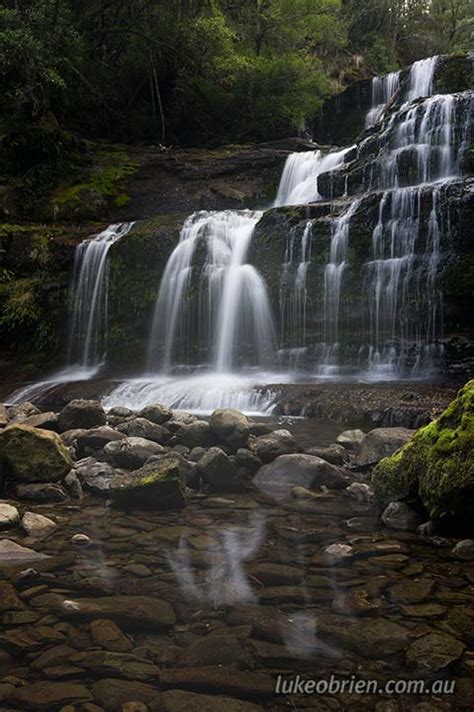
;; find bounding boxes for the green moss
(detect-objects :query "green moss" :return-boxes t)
[373,379,474,521]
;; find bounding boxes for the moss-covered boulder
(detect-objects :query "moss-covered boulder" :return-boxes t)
[372,380,474,523]
[110,460,186,510]
[0,424,73,483]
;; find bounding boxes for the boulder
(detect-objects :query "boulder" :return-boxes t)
[381,502,423,531]
[315,612,410,657]
[0,539,48,562]
[189,447,206,462]
[209,409,250,449]
[0,424,72,482]
[107,406,136,426]
[180,421,217,448]
[104,437,165,469]
[306,444,347,465]
[7,402,40,423]
[345,482,374,503]
[336,429,365,451]
[117,418,167,444]
[110,461,186,510]
[76,426,126,452]
[10,682,92,710]
[253,453,347,499]
[90,619,133,652]
[147,452,198,489]
[54,594,176,628]
[63,470,84,499]
[140,403,173,425]
[58,399,106,432]
[251,429,298,463]
[235,448,262,476]
[23,412,58,431]
[452,539,474,561]
[197,447,243,492]
[406,633,465,672]
[373,380,474,524]
[0,503,19,530]
[73,457,122,496]
[14,483,68,502]
[60,428,88,447]
[354,427,414,467]
[21,511,56,537]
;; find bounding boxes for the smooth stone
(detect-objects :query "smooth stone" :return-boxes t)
[53,595,175,629]
[316,612,410,657]
[251,429,298,463]
[209,408,250,450]
[0,539,48,562]
[15,482,68,502]
[452,539,474,560]
[198,447,243,493]
[117,418,167,444]
[159,666,274,698]
[253,453,347,500]
[353,427,414,466]
[336,429,365,451]
[180,421,217,448]
[21,511,56,537]
[399,603,447,618]
[323,543,353,562]
[234,449,261,475]
[73,457,120,495]
[381,501,423,531]
[305,443,347,465]
[247,562,304,586]
[23,412,58,431]
[104,437,165,469]
[0,502,20,529]
[0,403,8,427]
[58,399,106,432]
[92,678,161,711]
[406,633,465,671]
[388,579,436,604]
[140,403,173,425]
[31,644,76,670]
[71,651,159,681]
[71,533,92,548]
[161,689,263,712]
[178,630,255,668]
[10,681,92,709]
[76,426,126,451]
[0,424,72,482]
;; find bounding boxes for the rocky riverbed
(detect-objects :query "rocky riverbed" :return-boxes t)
[0,387,473,711]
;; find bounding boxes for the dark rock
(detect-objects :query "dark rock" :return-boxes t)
[10,681,92,710]
[381,501,423,531]
[0,581,23,611]
[188,447,206,462]
[92,678,161,711]
[161,690,263,712]
[336,429,365,451]
[248,562,304,586]
[235,449,262,476]
[107,406,135,426]
[253,453,347,499]
[354,427,414,467]
[58,399,106,432]
[316,612,410,656]
[180,421,217,448]
[110,460,186,510]
[452,539,474,560]
[90,619,133,652]
[345,482,374,502]
[306,444,347,465]
[209,408,250,449]
[406,633,465,672]
[0,424,72,482]
[198,447,243,492]
[23,412,59,431]
[159,666,275,698]
[76,426,126,452]
[73,457,121,496]
[251,429,298,463]
[140,403,173,425]
[15,482,69,502]
[249,423,272,437]
[63,470,84,499]
[388,579,436,604]
[71,650,160,681]
[117,418,167,444]
[7,401,40,423]
[147,452,198,489]
[46,594,176,629]
[178,630,255,668]
[60,428,88,447]
[104,436,165,469]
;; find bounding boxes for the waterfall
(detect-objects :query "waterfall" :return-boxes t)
[68,223,134,370]
[147,210,275,374]
[366,71,401,128]
[274,147,353,206]
[406,56,438,102]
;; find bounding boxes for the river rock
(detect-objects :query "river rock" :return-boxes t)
[0,404,7,428]
[388,578,436,604]
[306,443,347,465]
[107,406,136,426]
[161,690,263,712]
[381,501,423,531]
[23,412,59,431]
[76,426,126,452]
[140,403,173,425]
[71,650,160,681]
[353,427,414,466]
[110,460,186,510]
[10,681,92,709]
[117,418,167,444]
[63,470,84,499]
[21,511,56,537]
[235,448,262,475]
[251,429,298,463]
[345,482,374,502]
[7,402,40,423]
[406,633,465,671]
[0,539,48,561]
[180,421,217,448]
[336,429,365,451]
[147,452,198,488]
[372,380,474,524]
[0,580,23,611]
[198,447,243,492]
[104,437,165,469]
[73,457,121,495]
[92,679,161,710]
[209,408,250,449]
[253,453,347,499]
[0,424,72,482]
[60,428,89,446]
[0,502,19,529]
[58,399,106,432]
[167,412,198,432]
[14,482,68,501]
[158,666,274,698]
[90,619,133,652]
[452,539,474,560]
[56,595,175,628]
[316,612,410,656]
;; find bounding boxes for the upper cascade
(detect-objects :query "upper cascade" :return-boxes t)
[274,147,353,206]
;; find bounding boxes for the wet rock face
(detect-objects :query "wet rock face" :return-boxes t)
[58,399,106,432]
[253,453,348,500]
[209,409,251,450]
[110,461,186,511]
[353,427,415,467]
[0,424,72,483]
[373,379,474,527]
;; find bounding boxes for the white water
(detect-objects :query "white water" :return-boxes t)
[366,71,400,128]
[406,56,438,102]
[274,147,353,206]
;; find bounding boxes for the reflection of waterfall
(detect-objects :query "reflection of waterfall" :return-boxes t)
[147,210,276,373]
[274,147,353,206]
[68,223,134,370]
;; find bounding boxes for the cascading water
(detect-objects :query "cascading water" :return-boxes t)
[7,223,133,405]
[274,147,353,206]
[366,71,401,128]
[406,56,438,102]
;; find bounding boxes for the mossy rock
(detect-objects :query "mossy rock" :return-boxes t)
[111,461,186,510]
[372,379,474,523]
[433,54,474,95]
[0,424,73,483]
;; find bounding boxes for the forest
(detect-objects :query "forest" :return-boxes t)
[1,0,472,147]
